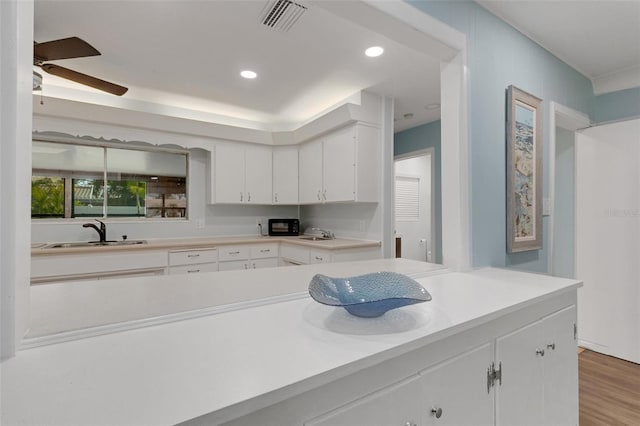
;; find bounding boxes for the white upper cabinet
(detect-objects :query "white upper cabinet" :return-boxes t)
[272,146,299,204]
[211,143,272,204]
[299,123,379,204]
[298,140,324,204]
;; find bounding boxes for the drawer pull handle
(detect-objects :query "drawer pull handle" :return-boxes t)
[547,343,556,350]
[229,251,240,255]
[536,349,545,357]
[315,256,323,261]
[260,249,271,253]
[187,269,200,274]
[187,254,200,258]
[431,407,443,419]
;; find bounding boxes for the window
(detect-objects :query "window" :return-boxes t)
[32,137,188,219]
[395,176,420,221]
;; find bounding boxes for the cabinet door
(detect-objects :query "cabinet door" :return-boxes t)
[299,140,323,204]
[214,144,245,203]
[541,305,578,425]
[218,260,249,271]
[169,263,218,275]
[250,258,278,269]
[421,343,494,426]
[322,126,355,202]
[304,375,423,426]
[495,319,545,426]
[245,145,272,204]
[273,146,298,204]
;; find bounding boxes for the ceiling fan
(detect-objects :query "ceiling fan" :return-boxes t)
[33,36,128,96]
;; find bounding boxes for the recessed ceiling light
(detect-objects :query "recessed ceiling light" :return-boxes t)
[365,46,384,57]
[240,70,257,79]
[425,103,441,110]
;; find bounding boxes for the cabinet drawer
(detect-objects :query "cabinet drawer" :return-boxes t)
[310,250,331,264]
[280,244,310,264]
[218,246,250,261]
[169,263,218,275]
[169,249,218,266]
[251,243,278,259]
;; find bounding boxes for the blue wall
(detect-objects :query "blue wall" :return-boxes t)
[408,0,594,271]
[592,87,640,124]
[394,120,442,264]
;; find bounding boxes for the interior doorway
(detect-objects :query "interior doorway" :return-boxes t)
[394,149,435,262]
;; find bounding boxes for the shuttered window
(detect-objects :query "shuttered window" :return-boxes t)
[395,176,420,221]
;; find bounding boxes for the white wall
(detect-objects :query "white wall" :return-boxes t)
[395,155,432,262]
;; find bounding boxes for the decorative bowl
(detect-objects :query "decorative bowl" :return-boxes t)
[308,271,432,318]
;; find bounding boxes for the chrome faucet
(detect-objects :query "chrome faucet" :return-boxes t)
[83,219,107,243]
[311,227,335,239]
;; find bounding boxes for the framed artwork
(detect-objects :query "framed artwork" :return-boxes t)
[506,85,542,253]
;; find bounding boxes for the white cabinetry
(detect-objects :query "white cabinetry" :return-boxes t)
[168,248,218,275]
[218,243,279,271]
[496,305,578,426]
[306,343,493,426]
[272,146,298,204]
[212,143,272,204]
[299,124,379,204]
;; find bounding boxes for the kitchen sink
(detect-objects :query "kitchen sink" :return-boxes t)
[298,236,333,241]
[43,240,147,249]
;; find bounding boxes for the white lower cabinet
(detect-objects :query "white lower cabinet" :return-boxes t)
[496,305,578,426]
[168,248,218,275]
[218,243,279,271]
[305,343,493,426]
[299,307,577,426]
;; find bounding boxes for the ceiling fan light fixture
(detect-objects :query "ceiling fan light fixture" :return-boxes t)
[33,71,43,91]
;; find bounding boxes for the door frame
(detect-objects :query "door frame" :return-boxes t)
[547,102,591,275]
[394,148,436,263]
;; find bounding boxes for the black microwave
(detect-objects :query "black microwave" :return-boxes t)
[268,218,299,236]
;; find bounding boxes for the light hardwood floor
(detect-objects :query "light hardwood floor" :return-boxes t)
[579,349,640,425]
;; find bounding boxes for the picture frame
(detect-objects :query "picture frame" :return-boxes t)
[506,85,542,253]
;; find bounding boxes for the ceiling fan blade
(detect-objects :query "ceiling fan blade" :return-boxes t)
[34,37,100,61]
[41,63,128,96]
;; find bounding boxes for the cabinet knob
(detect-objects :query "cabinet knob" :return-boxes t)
[547,343,556,350]
[536,349,545,357]
[431,407,443,419]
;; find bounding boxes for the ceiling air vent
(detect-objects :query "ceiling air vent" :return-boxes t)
[260,0,307,32]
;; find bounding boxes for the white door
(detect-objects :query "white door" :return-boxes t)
[272,146,298,204]
[421,343,494,426]
[245,144,272,204]
[214,144,245,203]
[576,118,640,363]
[298,140,323,204]
[322,126,356,202]
[395,152,433,262]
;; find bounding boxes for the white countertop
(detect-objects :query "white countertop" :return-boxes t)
[1,261,581,426]
[31,235,381,256]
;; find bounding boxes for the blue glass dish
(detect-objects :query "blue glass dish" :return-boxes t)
[308,271,432,318]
